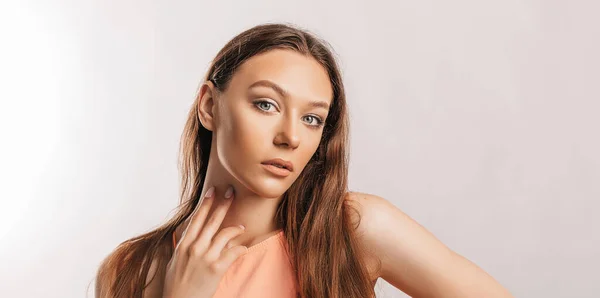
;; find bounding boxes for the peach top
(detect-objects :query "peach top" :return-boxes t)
[172,229,299,297]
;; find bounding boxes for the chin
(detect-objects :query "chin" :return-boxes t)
[239,175,291,199]
[228,163,295,198]
[254,181,290,198]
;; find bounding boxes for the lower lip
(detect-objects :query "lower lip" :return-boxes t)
[261,163,291,177]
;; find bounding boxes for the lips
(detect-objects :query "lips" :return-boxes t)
[261,158,294,172]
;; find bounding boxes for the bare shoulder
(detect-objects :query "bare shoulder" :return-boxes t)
[343,191,390,281]
[344,192,514,297]
[344,191,450,293]
[344,191,395,242]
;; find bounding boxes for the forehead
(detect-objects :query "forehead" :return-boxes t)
[229,49,333,105]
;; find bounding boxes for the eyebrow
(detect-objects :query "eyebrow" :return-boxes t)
[248,79,330,111]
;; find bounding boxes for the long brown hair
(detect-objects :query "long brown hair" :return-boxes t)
[93,22,377,298]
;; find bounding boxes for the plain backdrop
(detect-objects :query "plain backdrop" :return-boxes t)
[1,0,598,297]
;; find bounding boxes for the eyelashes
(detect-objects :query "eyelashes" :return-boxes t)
[254,100,275,112]
[252,100,325,129]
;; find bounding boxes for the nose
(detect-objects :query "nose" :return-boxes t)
[274,114,300,149]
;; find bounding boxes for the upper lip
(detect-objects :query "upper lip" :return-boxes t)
[262,158,294,171]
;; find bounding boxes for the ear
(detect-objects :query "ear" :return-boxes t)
[197,80,217,131]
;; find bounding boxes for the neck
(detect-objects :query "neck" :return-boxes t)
[175,150,285,248]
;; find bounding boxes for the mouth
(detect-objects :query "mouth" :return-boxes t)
[261,163,292,177]
[261,158,294,172]
[266,163,288,170]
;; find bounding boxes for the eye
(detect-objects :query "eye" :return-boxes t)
[303,115,324,129]
[254,100,276,112]
[253,100,325,129]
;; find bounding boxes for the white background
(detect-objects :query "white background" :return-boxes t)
[1,0,598,297]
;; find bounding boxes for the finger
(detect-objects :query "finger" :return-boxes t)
[194,186,235,248]
[204,225,246,260]
[215,245,248,268]
[179,186,215,249]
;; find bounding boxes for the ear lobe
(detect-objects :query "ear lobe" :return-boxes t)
[197,82,216,131]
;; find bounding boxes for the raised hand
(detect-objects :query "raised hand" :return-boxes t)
[162,186,247,298]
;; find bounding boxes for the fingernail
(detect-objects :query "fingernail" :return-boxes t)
[205,186,215,198]
[239,225,245,230]
[225,186,233,199]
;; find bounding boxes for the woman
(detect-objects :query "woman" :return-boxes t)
[94,23,513,298]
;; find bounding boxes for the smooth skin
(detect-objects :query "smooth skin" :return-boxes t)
[162,185,247,298]
[143,49,514,297]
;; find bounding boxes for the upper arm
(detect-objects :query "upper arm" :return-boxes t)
[94,242,167,298]
[142,256,164,298]
[95,253,164,298]
[348,192,513,298]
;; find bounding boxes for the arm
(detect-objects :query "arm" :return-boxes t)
[349,192,514,298]
[143,256,166,298]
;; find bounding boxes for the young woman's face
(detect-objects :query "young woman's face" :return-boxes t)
[203,49,333,198]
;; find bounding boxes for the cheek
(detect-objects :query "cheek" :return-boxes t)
[216,103,323,175]
[298,142,321,170]
[217,106,269,167]
[231,109,269,149]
